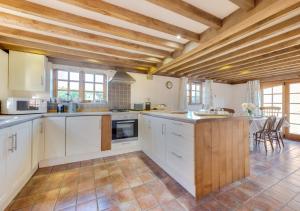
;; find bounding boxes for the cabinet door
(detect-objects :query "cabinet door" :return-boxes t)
[66,116,101,156]
[141,116,152,157]
[151,117,166,165]
[0,128,9,210]
[44,117,65,159]
[9,50,45,92]
[6,122,32,192]
[32,119,44,169]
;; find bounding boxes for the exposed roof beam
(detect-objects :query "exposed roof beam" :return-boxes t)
[229,0,255,10]
[0,0,183,49]
[60,0,200,42]
[0,12,170,58]
[147,0,222,28]
[0,36,154,69]
[0,25,161,63]
[154,0,300,74]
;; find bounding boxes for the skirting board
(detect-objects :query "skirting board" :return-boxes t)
[39,141,141,167]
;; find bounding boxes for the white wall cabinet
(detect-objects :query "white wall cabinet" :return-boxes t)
[0,128,9,210]
[44,117,66,159]
[32,118,44,170]
[66,116,101,156]
[9,50,46,92]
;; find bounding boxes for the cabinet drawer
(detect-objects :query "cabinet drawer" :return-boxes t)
[167,120,194,139]
[166,131,193,157]
[166,145,194,182]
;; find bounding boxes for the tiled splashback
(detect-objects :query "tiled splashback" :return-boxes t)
[108,82,131,109]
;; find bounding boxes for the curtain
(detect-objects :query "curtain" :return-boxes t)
[203,80,214,109]
[178,77,188,111]
[246,80,261,114]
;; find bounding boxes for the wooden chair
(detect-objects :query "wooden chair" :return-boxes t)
[260,106,281,117]
[269,117,285,148]
[254,117,276,153]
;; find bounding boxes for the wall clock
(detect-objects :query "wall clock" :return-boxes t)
[166,81,173,89]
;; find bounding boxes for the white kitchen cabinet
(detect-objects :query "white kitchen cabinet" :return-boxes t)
[0,128,8,210]
[66,116,101,156]
[9,50,46,92]
[32,118,44,170]
[140,115,153,157]
[44,117,66,159]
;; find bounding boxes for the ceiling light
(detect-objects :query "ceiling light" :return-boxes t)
[240,70,251,75]
[176,35,181,39]
[219,65,232,70]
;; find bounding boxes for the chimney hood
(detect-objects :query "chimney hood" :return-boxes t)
[109,71,136,84]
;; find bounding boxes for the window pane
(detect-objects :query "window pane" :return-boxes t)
[273,94,282,103]
[192,96,196,104]
[186,84,190,90]
[263,88,272,94]
[57,71,68,80]
[290,124,300,135]
[95,84,103,92]
[290,83,300,93]
[273,104,282,112]
[85,92,94,101]
[192,91,195,97]
[192,84,196,90]
[290,114,300,124]
[57,90,68,99]
[85,83,94,91]
[57,80,68,90]
[196,91,200,97]
[69,91,79,100]
[263,103,272,107]
[85,73,94,82]
[70,72,79,81]
[273,85,282,94]
[95,75,104,83]
[196,85,200,91]
[69,82,79,90]
[290,104,300,113]
[95,92,104,101]
[290,94,300,103]
[263,95,272,103]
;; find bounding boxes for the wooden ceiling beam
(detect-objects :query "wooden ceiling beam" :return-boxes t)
[171,15,300,75]
[0,36,153,69]
[178,28,300,76]
[0,0,183,49]
[147,0,222,28]
[0,12,170,58]
[0,25,161,63]
[60,0,200,42]
[175,39,300,77]
[229,0,255,10]
[189,46,300,77]
[154,0,300,74]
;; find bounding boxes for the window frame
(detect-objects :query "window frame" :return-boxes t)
[187,81,202,105]
[53,69,107,102]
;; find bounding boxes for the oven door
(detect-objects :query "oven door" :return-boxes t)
[112,119,138,142]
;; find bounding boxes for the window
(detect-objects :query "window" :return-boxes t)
[187,82,201,104]
[56,70,80,100]
[262,84,283,116]
[54,70,106,102]
[84,73,105,101]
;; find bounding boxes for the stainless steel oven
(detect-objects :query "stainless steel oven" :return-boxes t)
[111,112,138,143]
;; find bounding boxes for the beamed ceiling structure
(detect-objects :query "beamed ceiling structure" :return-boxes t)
[0,0,299,83]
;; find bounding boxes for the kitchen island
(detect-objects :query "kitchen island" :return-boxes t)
[140,111,250,199]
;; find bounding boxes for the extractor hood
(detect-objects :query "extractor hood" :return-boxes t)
[109,71,136,84]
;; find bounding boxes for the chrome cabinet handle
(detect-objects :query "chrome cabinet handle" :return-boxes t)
[172,132,183,138]
[13,133,17,151]
[8,135,14,152]
[171,152,183,159]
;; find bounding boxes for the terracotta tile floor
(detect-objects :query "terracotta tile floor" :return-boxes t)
[6,140,300,211]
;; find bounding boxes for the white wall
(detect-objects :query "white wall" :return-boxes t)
[0,50,8,101]
[129,73,180,110]
[231,83,247,114]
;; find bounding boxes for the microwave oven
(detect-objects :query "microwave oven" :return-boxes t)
[1,98,47,114]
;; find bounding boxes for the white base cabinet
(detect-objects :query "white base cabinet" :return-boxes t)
[44,117,66,160]
[66,116,101,156]
[0,122,33,211]
[140,115,195,195]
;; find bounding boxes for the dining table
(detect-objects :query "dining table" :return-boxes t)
[249,116,290,151]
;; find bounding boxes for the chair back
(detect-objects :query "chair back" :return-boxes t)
[222,108,235,114]
[260,106,281,117]
[262,117,272,131]
[275,117,285,131]
[268,116,277,130]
